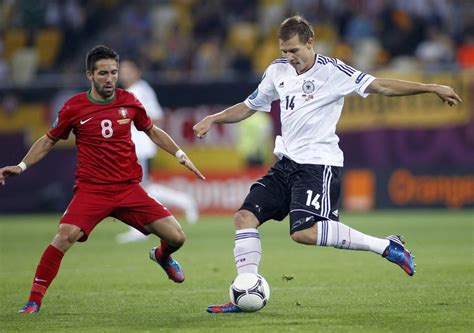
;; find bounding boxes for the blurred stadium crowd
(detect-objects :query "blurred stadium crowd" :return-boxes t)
[1,0,473,86]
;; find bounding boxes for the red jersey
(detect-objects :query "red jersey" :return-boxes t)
[48,89,153,185]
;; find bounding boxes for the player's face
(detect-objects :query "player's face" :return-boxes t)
[87,59,118,100]
[280,34,315,74]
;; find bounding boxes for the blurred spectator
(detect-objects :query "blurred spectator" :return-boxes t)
[343,9,376,45]
[0,0,15,30]
[1,94,19,116]
[192,37,227,80]
[0,40,8,80]
[415,27,455,71]
[0,0,471,86]
[378,6,426,59]
[192,0,227,42]
[20,0,46,30]
[229,48,254,80]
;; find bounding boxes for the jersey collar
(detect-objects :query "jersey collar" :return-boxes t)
[295,54,317,76]
[87,89,116,104]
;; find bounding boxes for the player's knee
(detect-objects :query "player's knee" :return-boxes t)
[176,229,186,246]
[290,230,303,244]
[52,230,78,252]
[169,228,186,247]
[234,210,259,230]
[290,227,317,245]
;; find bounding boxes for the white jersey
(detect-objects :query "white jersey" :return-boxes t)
[244,55,375,167]
[128,79,164,160]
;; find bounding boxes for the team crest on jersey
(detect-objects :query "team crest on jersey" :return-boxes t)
[117,107,131,124]
[302,80,315,94]
[302,80,315,100]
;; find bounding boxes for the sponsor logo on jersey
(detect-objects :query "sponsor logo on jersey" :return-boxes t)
[117,107,130,124]
[332,209,339,217]
[80,117,94,125]
[278,81,285,88]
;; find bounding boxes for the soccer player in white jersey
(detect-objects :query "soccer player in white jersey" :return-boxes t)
[194,15,463,313]
[117,59,200,243]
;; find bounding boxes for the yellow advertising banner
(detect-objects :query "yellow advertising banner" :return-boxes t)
[338,72,472,131]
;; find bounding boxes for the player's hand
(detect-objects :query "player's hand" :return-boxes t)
[177,153,205,180]
[434,85,463,107]
[0,165,23,185]
[193,117,213,139]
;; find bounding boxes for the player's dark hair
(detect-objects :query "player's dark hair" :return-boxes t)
[278,15,314,44]
[86,45,119,72]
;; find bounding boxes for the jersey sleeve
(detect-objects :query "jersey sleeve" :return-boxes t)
[47,103,73,140]
[244,67,278,112]
[131,95,153,132]
[328,58,375,98]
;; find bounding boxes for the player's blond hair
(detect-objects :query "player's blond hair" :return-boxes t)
[278,15,314,43]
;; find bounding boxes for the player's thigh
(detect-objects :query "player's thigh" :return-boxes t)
[112,184,173,235]
[144,215,185,244]
[289,165,341,233]
[240,163,290,225]
[60,187,113,242]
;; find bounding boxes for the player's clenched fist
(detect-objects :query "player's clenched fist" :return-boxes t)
[193,117,213,139]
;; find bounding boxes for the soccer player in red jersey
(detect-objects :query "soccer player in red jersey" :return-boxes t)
[0,45,205,314]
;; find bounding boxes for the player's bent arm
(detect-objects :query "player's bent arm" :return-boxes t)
[145,125,205,180]
[146,125,181,156]
[209,102,257,124]
[366,78,462,106]
[193,102,256,138]
[22,135,57,168]
[0,135,57,185]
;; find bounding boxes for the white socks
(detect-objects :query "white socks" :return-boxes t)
[234,228,261,274]
[232,222,388,275]
[316,220,389,255]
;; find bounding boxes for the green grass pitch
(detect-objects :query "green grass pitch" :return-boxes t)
[0,210,472,332]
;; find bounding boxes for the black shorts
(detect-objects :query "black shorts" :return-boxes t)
[240,157,341,234]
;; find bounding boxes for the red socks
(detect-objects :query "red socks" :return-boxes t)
[29,245,64,306]
[155,239,179,259]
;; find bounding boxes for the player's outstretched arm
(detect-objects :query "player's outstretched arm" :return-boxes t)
[0,135,57,185]
[193,102,256,139]
[366,78,463,106]
[145,126,205,180]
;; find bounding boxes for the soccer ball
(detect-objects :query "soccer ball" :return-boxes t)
[229,273,270,312]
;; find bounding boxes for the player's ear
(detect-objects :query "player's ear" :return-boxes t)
[85,70,93,81]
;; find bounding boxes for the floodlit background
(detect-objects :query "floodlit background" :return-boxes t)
[0,0,473,213]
